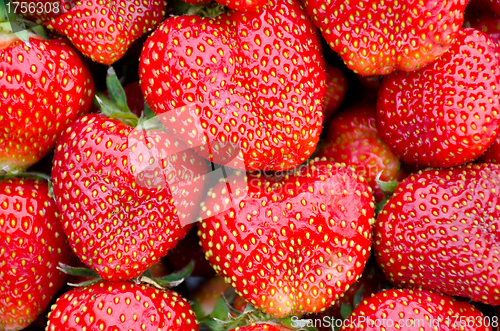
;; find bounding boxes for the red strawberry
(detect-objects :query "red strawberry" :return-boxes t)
[198,159,375,317]
[374,164,500,306]
[316,104,406,202]
[0,178,72,331]
[52,114,209,281]
[339,289,491,331]
[139,0,326,171]
[0,34,94,173]
[46,281,199,331]
[301,0,467,75]
[46,0,167,65]
[377,28,500,168]
[322,65,347,121]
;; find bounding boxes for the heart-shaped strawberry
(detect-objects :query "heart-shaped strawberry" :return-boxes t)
[198,159,375,317]
[52,114,209,281]
[139,0,326,171]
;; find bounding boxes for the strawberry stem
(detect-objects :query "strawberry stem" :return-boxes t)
[94,93,139,127]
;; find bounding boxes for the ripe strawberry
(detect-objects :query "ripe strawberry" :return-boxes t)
[0,34,94,173]
[198,159,375,317]
[0,178,72,331]
[377,28,500,168]
[139,0,326,171]
[52,114,209,281]
[374,163,500,306]
[339,289,491,331]
[46,0,167,65]
[322,65,347,121]
[46,281,199,331]
[301,0,467,75]
[316,104,405,202]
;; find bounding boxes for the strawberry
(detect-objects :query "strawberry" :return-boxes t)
[0,33,94,173]
[377,28,500,168]
[52,113,209,281]
[374,163,500,306]
[139,0,326,171]
[316,104,406,202]
[198,159,375,317]
[322,65,347,121]
[46,281,199,331]
[301,0,467,75]
[0,177,72,331]
[339,289,491,331]
[46,0,167,65]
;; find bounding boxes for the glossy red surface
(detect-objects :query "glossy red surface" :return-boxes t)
[198,160,375,317]
[377,29,500,168]
[375,164,500,305]
[139,0,326,171]
[301,0,467,75]
[0,37,94,172]
[0,178,72,331]
[51,114,208,280]
[46,282,198,331]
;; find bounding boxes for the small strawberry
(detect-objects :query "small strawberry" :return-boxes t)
[139,0,326,171]
[0,33,94,173]
[322,65,347,121]
[316,104,406,202]
[339,289,491,331]
[46,281,199,331]
[377,28,500,168]
[0,177,72,331]
[301,0,467,75]
[198,159,375,317]
[46,0,167,65]
[374,163,500,306]
[52,113,210,281]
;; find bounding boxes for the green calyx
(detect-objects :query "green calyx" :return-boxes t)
[57,260,195,289]
[0,0,50,44]
[170,0,227,18]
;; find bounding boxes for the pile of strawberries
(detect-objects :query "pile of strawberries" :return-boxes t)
[2,0,500,330]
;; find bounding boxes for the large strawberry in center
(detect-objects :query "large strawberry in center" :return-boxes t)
[198,160,375,317]
[139,0,326,171]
